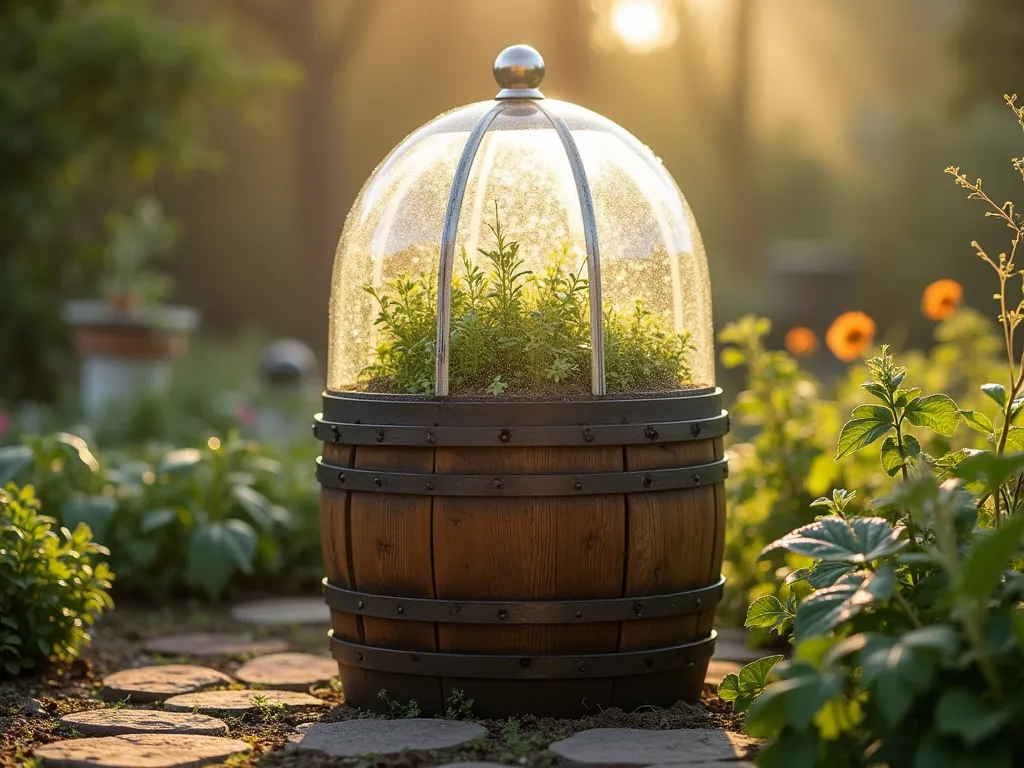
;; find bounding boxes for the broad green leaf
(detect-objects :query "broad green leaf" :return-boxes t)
[231,485,272,531]
[756,727,819,768]
[981,382,1007,408]
[893,387,923,408]
[139,508,177,534]
[857,628,953,726]
[794,566,895,640]
[935,687,1010,746]
[952,451,1024,493]
[158,448,203,476]
[807,561,856,588]
[60,496,117,542]
[861,382,890,402]
[784,567,812,585]
[744,595,794,635]
[836,418,893,460]
[880,434,921,477]
[960,511,1024,600]
[934,448,979,480]
[738,655,784,691]
[1003,427,1024,452]
[762,516,906,563]
[960,410,994,434]
[851,404,893,423]
[187,520,257,600]
[904,394,960,436]
[813,692,865,739]
[0,445,33,486]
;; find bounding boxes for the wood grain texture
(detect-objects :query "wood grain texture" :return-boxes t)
[620,439,718,650]
[697,437,727,636]
[348,445,443,713]
[319,442,359,642]
[433,445,626,715]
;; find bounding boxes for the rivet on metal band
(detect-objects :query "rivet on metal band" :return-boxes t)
[322,576,725,624]
[312,411,729,447]
[331,630,716,679]
[330,631,716,679]
[316,457,728,496]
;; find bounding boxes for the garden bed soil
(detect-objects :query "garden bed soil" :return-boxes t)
[0,603,746,768]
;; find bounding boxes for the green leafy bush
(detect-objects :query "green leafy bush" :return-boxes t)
[721,97,1024,767]
[363,206,694,396]
[0,432,320,601]
[0,484,114,676]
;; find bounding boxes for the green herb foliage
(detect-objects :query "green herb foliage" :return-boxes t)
[721,98,1024,768]
[362,205,694,396]
[0,484,114,676]
[0,432,319,602]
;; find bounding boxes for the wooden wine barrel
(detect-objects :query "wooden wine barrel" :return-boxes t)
[314,390,728,718]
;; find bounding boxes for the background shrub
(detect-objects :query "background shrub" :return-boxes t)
[0,484,114,676]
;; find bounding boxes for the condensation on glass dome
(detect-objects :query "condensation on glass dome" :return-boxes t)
[327,51,714,397]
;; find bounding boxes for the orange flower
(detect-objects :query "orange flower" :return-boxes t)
[826,311,876,362]
[785,327,818,356]
[922,279,963,321]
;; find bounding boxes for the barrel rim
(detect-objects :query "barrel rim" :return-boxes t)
[319,387,723,428]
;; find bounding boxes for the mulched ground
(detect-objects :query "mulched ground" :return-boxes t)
[0,602,747,768]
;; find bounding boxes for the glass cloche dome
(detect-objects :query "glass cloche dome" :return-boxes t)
[328,44,714,398]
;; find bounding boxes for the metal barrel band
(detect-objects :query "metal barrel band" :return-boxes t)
[320,389,723,428]
[322,576,724,624]
[313,411,729,447]
[316,457,728,496]
[330,631,716,679]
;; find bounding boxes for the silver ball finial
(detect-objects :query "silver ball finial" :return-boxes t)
[493,44,545,100]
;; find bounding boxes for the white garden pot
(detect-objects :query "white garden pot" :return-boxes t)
[63,301,199,419]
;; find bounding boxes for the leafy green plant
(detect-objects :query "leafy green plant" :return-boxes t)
[377,689,422,718]
[363,205,694,396]
[99,196,176,309]
[0,484,114,675]
[0,431,318,601]
[722,99,1024,767]
[444,688,476,720]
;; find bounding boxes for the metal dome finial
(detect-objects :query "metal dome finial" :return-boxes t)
[494,44,545,100]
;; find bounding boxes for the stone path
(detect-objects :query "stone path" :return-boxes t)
[34,733,249,767]
[101,665,234,703]
[60,709,228,737]
[297,719,487,757]
[549,728,759,767]
[235,652,338,690]
[33,607,759,766]
[229,597,329,625]
[163,689,327,714]
[143,632,290,657]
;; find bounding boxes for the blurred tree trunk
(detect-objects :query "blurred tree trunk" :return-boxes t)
[231,0,376,336]
[677,0,757,270]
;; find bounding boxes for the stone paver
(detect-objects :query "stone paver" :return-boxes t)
[163,689,327,714]
[143,632,290,657]
[61,709,228,737]
[229,597,329,626]
[298,718,487,757]
[704,659,742,687]
[34,733,249,768]
[102,665,233,703]
[549,728,759,767]
[235,652,338,690]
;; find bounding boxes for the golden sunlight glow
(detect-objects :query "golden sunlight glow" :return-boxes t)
[607,0,678,54]
[207,436,221,450]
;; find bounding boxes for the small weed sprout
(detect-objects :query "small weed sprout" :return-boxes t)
[110,697,132,710]
[377,689,421,718]
[443,688,475,720]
